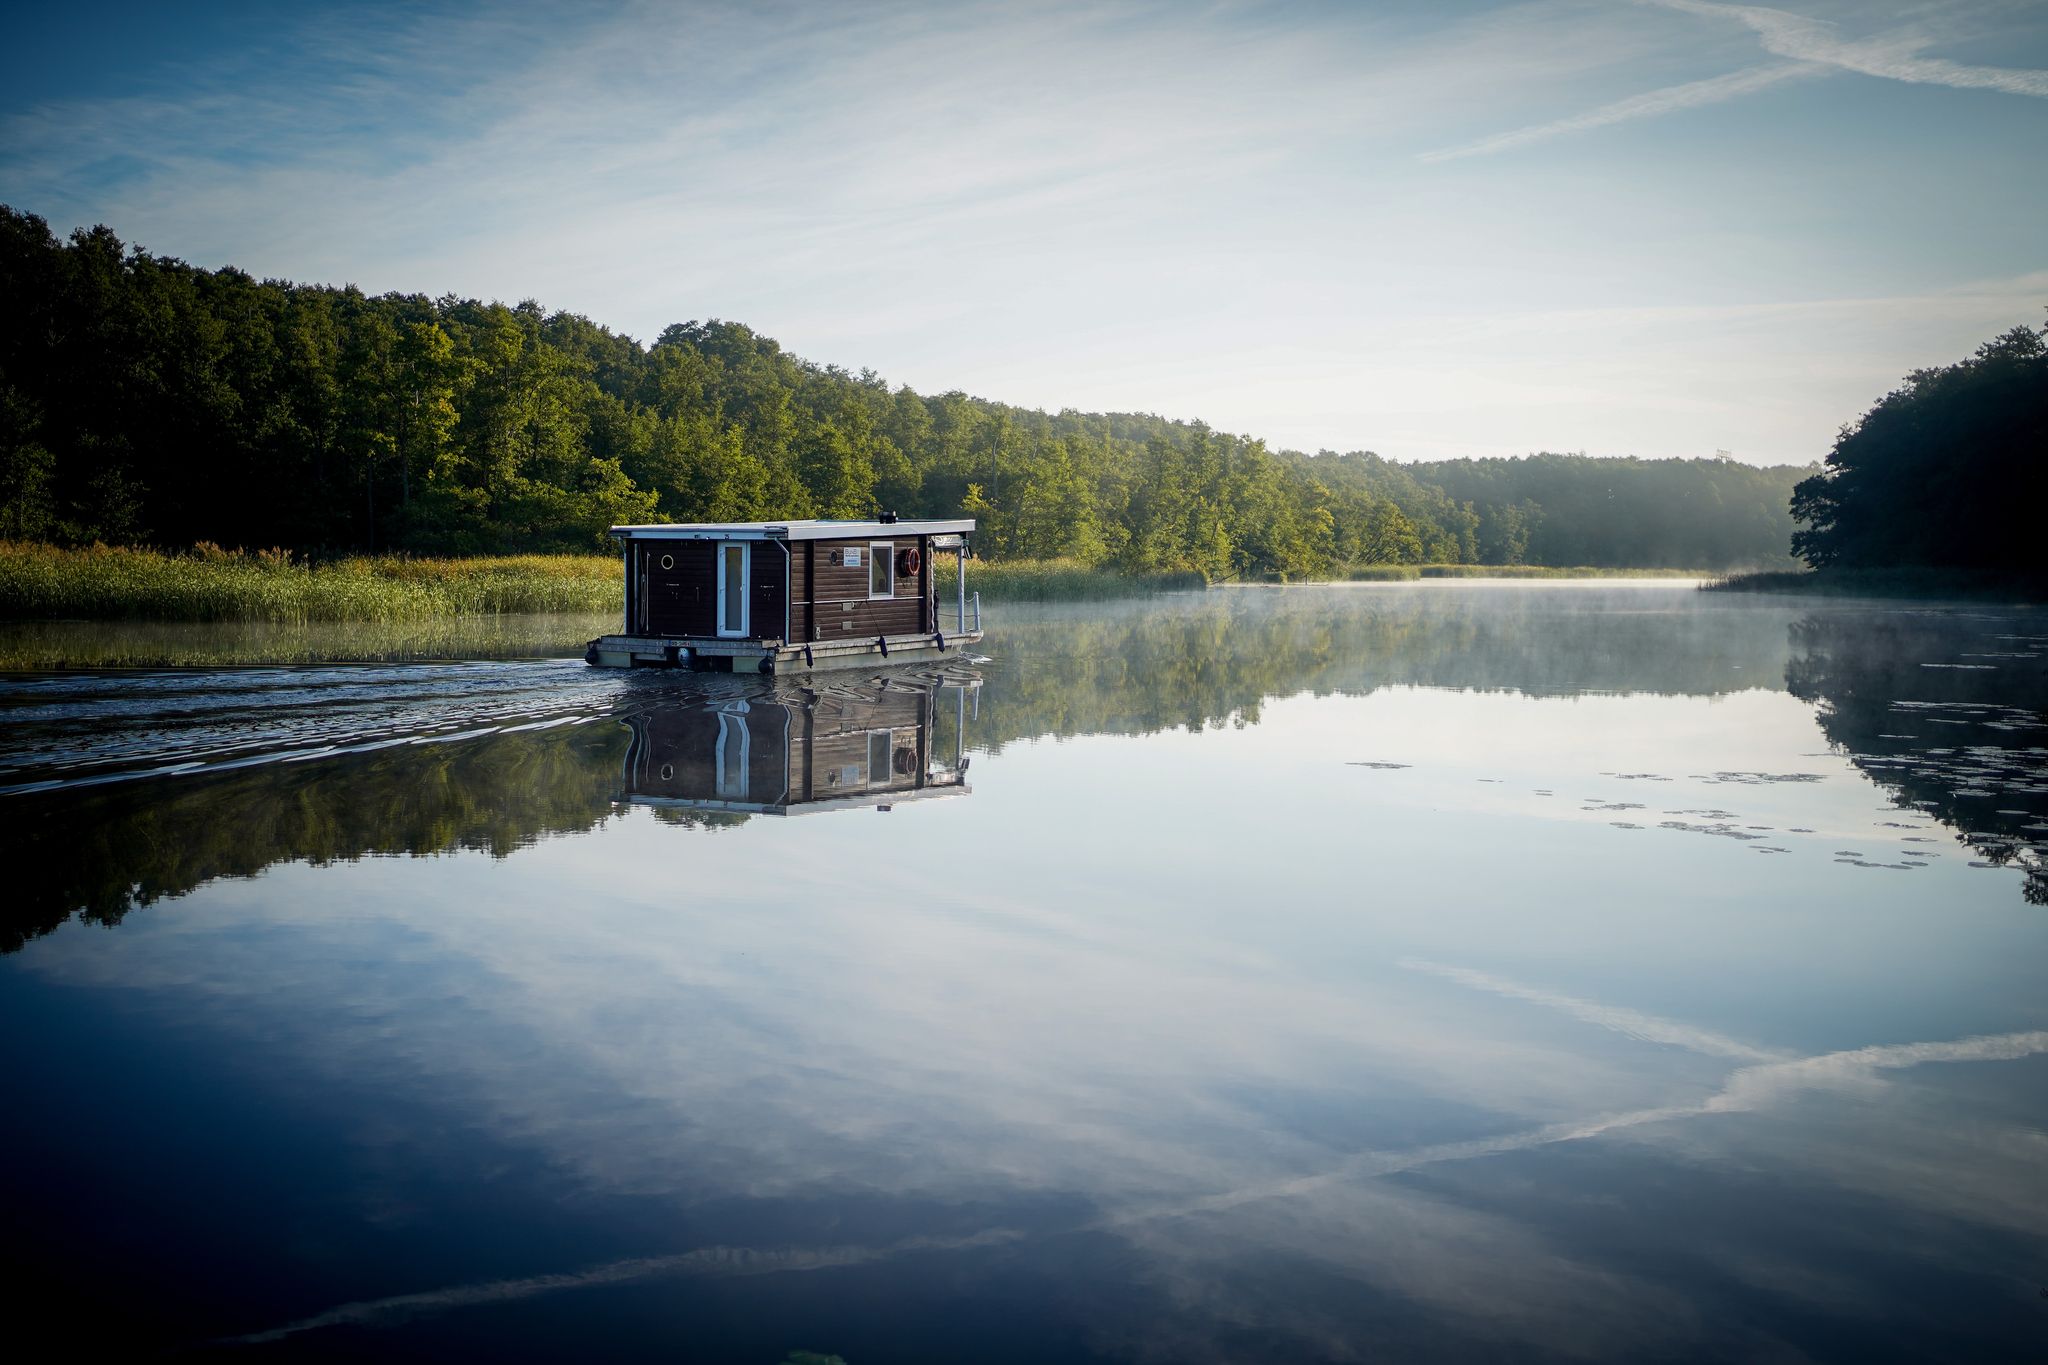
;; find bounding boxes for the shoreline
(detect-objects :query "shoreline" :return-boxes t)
[1705,568,2048,603]
[1,542,1735,625]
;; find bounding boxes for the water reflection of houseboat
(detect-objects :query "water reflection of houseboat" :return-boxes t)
[618,677,976,816]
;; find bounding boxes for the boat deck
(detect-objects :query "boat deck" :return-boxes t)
[587,628,983,673]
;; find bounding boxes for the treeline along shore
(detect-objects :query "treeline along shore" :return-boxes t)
[0,206,1807,622]
[1706,315,2048,601]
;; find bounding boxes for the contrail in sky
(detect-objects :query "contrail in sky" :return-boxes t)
[1427,1,2048,161]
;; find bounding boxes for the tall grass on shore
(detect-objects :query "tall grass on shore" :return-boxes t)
[0,542,623,623]
[0,543,1211,626]
[1345,564,1709,582]
[0,543,1749,629]
[958,556,1208,601]
[0,612,620,671]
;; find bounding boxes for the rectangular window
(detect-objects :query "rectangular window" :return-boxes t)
[869,542,894,598]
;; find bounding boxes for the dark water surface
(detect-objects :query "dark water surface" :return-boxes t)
[4,584,2046,1363]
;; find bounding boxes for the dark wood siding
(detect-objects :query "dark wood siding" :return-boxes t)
[635,538,787,641]
[796,535,930,641]
[643,540,716,637]
[632,533,940,644]
[791,543,815,644]
[752,541,789,642]
[789,689,928,802]
[620,689,932,810]
[622,703,791,805]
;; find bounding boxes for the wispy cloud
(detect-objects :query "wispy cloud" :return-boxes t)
[1427,1,2048,162]
[1640,0,2048,98]
[2,4,2041,504]
[1420,59,1822,161]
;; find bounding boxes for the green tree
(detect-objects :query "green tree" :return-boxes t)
[1793,321,2048,571]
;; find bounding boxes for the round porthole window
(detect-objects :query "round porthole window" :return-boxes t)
[660,553,674,570]
[659,763,675,781]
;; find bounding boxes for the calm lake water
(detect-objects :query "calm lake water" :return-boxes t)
[4,583,2046,1363]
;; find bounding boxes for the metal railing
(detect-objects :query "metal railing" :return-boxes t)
[949,549,981,637]
[947,583,981,634]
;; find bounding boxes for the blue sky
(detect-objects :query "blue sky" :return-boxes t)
[3,0,2044,465]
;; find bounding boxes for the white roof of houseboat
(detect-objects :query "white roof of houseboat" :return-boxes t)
[608,518,974,540]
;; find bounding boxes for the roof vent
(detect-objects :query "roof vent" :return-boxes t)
[879,509,898,524]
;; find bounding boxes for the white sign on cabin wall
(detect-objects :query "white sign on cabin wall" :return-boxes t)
[845,547,862,567]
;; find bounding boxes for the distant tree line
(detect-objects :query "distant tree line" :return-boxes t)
[1792,320,2047,571]
[0,207,1806,575]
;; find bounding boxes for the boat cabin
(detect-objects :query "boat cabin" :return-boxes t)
[617,680,975,816]
[587,517,981,672]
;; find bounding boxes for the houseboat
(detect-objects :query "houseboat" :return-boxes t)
[586,517,981,671]
[617,678,975,816]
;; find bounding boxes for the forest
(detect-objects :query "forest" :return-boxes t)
[1791,320,2047,572]
[0,207,1808,577]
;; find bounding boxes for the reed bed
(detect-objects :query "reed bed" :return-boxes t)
[0,542,622,624]
[0,542,1213,625]
[1346,564,1707,581]
[957,556,1208,601]
[0,613,619,671]
[1416,564,1707,579]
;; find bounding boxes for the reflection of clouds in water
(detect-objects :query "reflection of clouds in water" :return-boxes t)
[11,596,2047,1356]
[228,1231,1026,1345]
[34,853,1695,1202]
[1108,969,2048,1226]
[1408,956,2048,1121]
[1399,958,1785,1062]
[1707,1029,2048,1112]
[203,934,2048,1350]
[1099,1179,1698,1364]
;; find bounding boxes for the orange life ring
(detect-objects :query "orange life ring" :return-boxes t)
[896,546,921,577]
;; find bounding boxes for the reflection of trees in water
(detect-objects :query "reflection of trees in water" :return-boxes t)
[4,722,634,952]
[1,677,931,951]
[1787,611,2048,904]
[3,589,1799,952]
[972,588,1794,750]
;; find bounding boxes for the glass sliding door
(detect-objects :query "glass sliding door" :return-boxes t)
[716,542,749,637]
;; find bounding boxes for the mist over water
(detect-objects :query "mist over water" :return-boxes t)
[3,583,2044,1363]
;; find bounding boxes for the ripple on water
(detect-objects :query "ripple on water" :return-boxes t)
[0,662,806,794]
